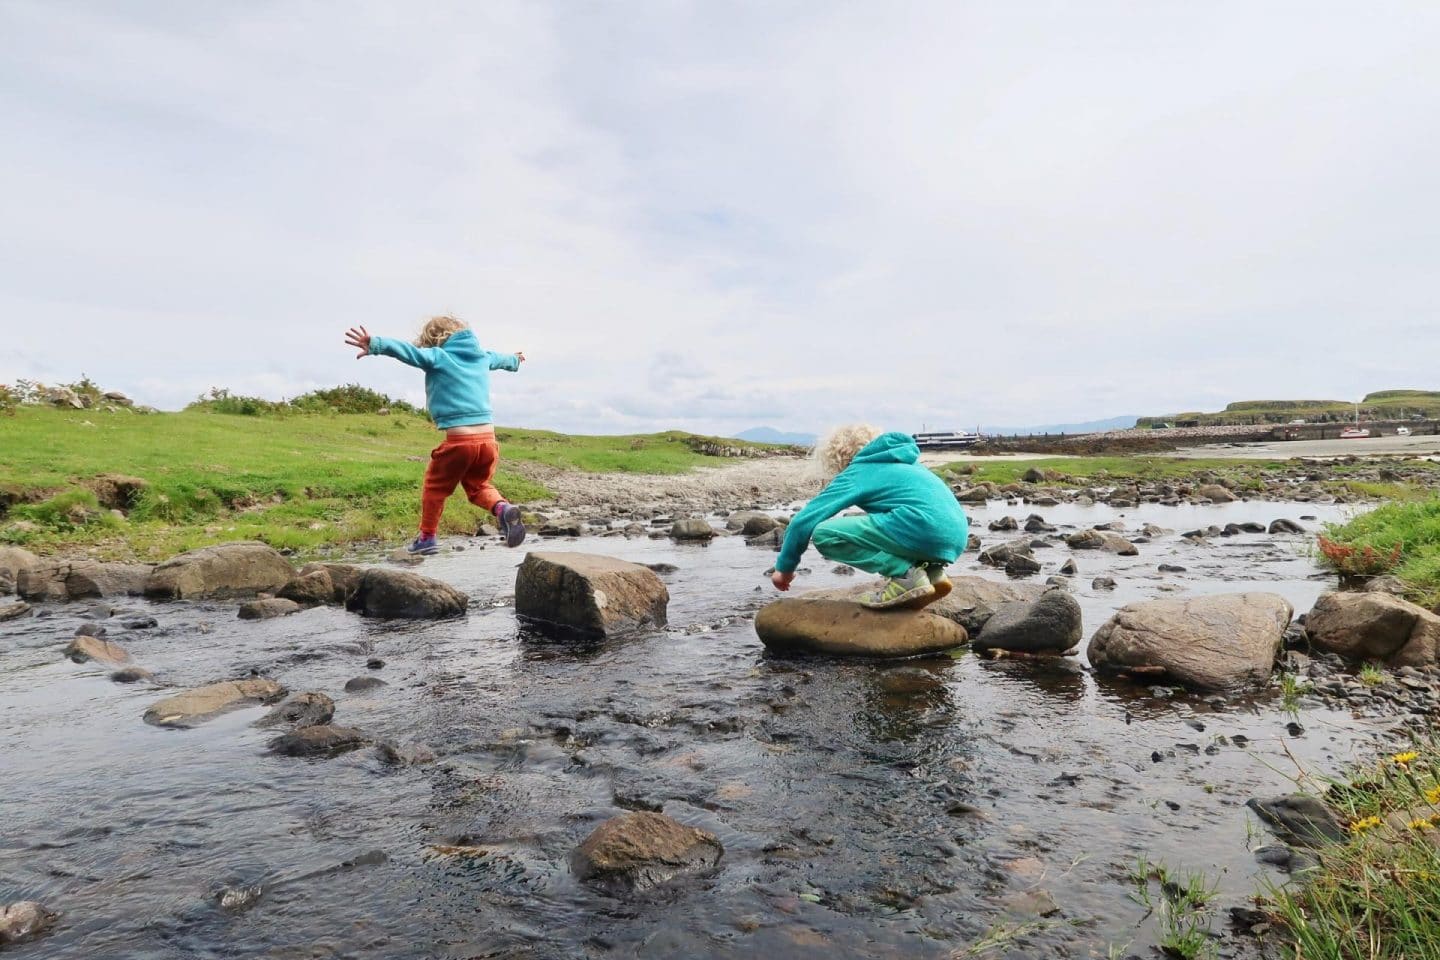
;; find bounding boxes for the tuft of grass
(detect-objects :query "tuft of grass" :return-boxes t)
[1322,499,1440,607]
[1359,663,1389,687]
[1279,672,1312,716]
[1129,856,1219,959]
[1262,744,1440,959]
[938,455,1291,489]
[0,406,786,560]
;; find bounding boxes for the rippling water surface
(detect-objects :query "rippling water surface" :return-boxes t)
[1,499,1392,958]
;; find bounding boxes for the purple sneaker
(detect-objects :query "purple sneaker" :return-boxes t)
[406,534,439,556]
[498,504,526,548]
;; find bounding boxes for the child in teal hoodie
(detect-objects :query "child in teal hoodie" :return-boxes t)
[344,316,527,554]
[771,425,970,609]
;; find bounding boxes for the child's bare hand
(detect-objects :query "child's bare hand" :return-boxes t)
[771,570,795,592]
[344,326,371,359]
[516,351,526,363]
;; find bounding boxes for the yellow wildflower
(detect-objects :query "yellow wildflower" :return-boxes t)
[1349,815,1383,834]
[1391,751,1420,766]
[1410,819,1434,831]
[1426,786,1440,805]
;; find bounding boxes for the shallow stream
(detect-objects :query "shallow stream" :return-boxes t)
[1,499,1397,958]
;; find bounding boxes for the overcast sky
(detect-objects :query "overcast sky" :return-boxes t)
[3,1,1437,435]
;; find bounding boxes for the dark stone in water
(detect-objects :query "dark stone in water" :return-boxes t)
[571,812,723,893]
[375,741,436,765]
[645,563,679,575]
[110,667,153,684]
[122,616,158,630]
[268,724,367,758]
[344,676,387,693]
[1247,794,1345,846]
[365,658,384,670]
[257,691,335,728]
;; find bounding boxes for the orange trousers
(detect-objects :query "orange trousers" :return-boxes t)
[420,435,504,535]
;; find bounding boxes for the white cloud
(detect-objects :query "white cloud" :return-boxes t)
[3,1,1438,434]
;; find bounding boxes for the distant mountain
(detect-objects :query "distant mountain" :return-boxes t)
[978,415,1140,437]
[735,426,818,446]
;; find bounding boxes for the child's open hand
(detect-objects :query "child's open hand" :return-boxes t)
[771,570,795,592]
[516,351,526,363]
[344,326,371,359]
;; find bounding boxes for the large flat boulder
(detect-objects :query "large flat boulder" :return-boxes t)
[973,588,1083,655]
[18,560,152,601]
[1305,592,1440,667]
[344,568,468,618]
[144,542,295,600]
[268,724,368,758]
[0,546,38,595]
[755,595,967,658]
[571,812,723,893]
[143,677,286,727]
[0,901,56,947]
[1087,593,1293,691]
[278,569,334,606]
[515,552,668,638]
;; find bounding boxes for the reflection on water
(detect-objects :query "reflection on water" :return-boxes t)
[0,499,1385,958]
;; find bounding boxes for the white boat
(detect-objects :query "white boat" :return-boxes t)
[1397,426,1412,437]
[1339,427,1371,439]
[912,430,982,449]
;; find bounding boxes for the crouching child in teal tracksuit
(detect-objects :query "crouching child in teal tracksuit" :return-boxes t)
[770,425,970,610]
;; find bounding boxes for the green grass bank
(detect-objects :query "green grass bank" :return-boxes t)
[1321,498,1440,608]
[0,406,777,560]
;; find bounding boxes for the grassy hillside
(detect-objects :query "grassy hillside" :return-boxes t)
[1138,390,1440,427]
[0,406,774,559]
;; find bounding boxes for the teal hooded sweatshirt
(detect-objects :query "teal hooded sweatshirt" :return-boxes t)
[776,432,970,574]
[367,329,520,429]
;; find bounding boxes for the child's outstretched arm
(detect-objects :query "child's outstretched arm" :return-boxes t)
[488,350,525,372]
[344,326,442,369]
[770,473,857,590]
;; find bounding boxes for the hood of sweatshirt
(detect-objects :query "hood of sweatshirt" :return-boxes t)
[440,329,485,362]
[851,431,920,465]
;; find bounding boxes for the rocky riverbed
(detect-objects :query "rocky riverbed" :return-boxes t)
[0,497,1430,958]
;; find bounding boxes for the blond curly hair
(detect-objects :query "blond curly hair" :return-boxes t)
[812,423,881,479]
[414,314,467,348]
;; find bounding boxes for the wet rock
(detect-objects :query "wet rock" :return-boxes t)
[64,635,130,664]
[345,568,469,619]
[1158,564,1187,573]
[1024,515,1055,533]
[18,560,152,601]
[1247,794,1345,846]
[955,487,991,504]
[1092,577,1117,590]
[143,677,286,727]
[0,901,56,946]
[999,888,1060,918]
[122,616,157,629]
[745,528,782,548]
[237,597,302,620]
[966,533,981,551]
[0,600,31,622]
[755,595,967,658]
[1065,529,1138,555]
[832,564,855,575]
[974,589,1082,655]
[645,563,679,575]
[979,541,1032,567]
[515,552,668,638]
[145,542,295,600]
[110,667,154,683]
[669,518,718,541]
[298,562,363,603]
[268,724,368,757]
[1058,559,1077,575]
[344,676,388,693]
[929,576,1046,634]
[1088,593,1293,691]
[1197,484,1238,503]
[988,516,1018,532]
[1004,553,1042,577]
[1306,592,1440,667]
[366,658,384,670]
[257,692,335,728]
[0,546,39,595]
[74,622,106,637]
[571,812,723,893]
[1269,519,1305,534]
[278,569,334,607]
[740,514,779,536]
[375,741,437,765]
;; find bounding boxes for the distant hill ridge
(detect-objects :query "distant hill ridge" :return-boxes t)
[1140,390,1440,427]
